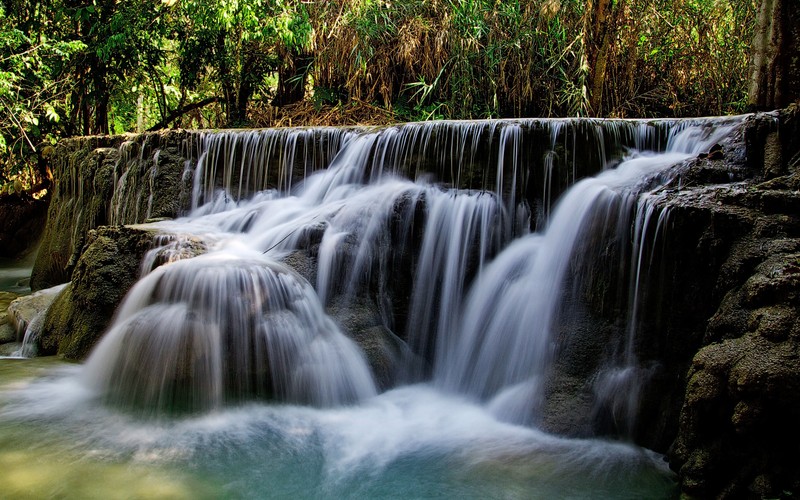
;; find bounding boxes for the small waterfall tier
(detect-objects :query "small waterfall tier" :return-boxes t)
[435,123,739,428]
[108,118,681,230]
[82,249,377,414]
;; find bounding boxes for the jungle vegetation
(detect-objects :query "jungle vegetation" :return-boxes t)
[0,0,764,195]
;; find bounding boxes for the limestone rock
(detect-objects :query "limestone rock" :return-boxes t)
[663,171,800,496]
[0,323,14,344]
[38,226,156,360]
[326,295,407,390]
[0,291,18,343]
[7,284,67,346]
[281,251,408,389]
[31,132,195,290]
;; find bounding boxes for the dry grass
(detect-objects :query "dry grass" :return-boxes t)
[249,98,396,128]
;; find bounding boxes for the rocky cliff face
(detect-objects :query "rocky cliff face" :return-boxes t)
[562,106,800,498]
[662,107,800,498]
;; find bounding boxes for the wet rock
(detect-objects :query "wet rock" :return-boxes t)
[0,291,17,343]
[281,251,407,389]
[136,230,209,271]
[672,328,800,499]
[38,226,155,360]
[281,249,319,285]
[0,321,14,344]
[7,284,67,343]
[537,303,616,438]
[0,342,21,356]
[748,305,798,341]
[31,145,120,290]
[326,295,407,390]
[31,132,195,290]
[0,324,14,344]
[665,188,800,497]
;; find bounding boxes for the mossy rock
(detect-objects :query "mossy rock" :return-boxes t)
[6,284,66,344]
[39,226,155,360]
[31,132,195,291]
[31,146,121,290]
[0,322,14,344]
[670,247,800,499]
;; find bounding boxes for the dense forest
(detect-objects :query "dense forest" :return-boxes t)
[0,0,761,195]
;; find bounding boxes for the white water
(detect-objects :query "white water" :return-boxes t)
[83,253,376,413]
[436,122,740,427]
[0,116,747,497]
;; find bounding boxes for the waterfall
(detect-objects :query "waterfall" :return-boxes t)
[435,119,744,428]
[82,251,377,414]
[0,114,759,498]
[81,116,744,428]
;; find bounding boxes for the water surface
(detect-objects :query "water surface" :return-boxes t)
[0,358,676,499]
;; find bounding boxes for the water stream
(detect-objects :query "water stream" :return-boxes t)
[0,116,746,498]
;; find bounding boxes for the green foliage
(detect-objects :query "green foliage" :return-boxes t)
[0,5,84,185]
[173,0,315,125]
[607,0,756,116]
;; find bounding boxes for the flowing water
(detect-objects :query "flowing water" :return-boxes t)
[0,116,747,498]
[0,360,675,498]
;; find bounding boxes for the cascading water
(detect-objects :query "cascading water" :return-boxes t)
[436,121,741,429]
[83,252,377,413]
[0,116,748,498]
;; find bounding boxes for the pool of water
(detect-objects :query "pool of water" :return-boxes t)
[0,255,34,295]
[0,358,677,499]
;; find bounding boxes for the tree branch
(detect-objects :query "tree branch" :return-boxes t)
[147,97,221,131]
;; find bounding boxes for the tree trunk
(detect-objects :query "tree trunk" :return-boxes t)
[584,0,619,116]
[94,82,110,135]
[272,50,312,106]
[231,80,251,125]
[748,0,800,110]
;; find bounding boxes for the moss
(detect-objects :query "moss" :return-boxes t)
[31,145,121,289]
[39,284,74,355]
[39,226,155,360]
[31,132,195,291]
